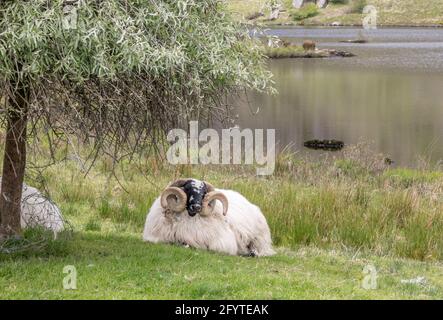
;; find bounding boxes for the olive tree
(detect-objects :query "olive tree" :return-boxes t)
[0,0,272,238]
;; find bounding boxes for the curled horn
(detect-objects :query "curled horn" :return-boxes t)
[201,184,229,216]
[160,186,187,212]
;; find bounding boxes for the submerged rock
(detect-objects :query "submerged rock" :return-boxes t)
[339,39,368,44]
[304,139,345,151]
[325,49,356,57]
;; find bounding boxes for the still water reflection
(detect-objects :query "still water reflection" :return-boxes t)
[235,27,443,166]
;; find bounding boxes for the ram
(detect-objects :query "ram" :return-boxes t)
[143,179,275,256]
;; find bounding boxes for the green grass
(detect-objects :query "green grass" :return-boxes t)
[383,168,443,188]
[1,141,443,299]
[4,141,443,261]
[2,233,443,299]
[290,3,319,21]
[264,46,306,58]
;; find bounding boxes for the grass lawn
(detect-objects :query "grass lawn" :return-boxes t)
[263,45,354,58]
[2,232,443,299]
[1,142,443,299]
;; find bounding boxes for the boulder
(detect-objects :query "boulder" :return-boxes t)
[304,139,344,151]
[0,177,65,233]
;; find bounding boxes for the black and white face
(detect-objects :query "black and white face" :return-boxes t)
[182,179,208,216]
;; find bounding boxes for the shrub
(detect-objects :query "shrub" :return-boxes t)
[291,3,319,21]
[0,0,274,238]
[349,0,367,14]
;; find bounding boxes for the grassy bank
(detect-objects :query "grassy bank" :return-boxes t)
[264,45,355,58]
[1,141,443,298]
[227,0,443,27]
[27,143,443,260]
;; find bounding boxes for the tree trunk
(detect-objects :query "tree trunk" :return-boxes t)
[0,86,28,238]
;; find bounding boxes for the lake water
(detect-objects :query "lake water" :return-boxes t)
[235,27,443,167]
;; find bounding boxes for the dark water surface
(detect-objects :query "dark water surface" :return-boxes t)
[235,27,443,166]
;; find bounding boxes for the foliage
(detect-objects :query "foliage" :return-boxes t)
[0,0,271,87]
[348,0,367,14]
[0,0,273,165]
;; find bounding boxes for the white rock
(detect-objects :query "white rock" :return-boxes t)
[317,0,328,8]
[292,0,305,9]
[0,177,65,233]
[401,276,427,285]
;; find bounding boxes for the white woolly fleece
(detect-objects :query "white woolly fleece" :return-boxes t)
[143,189,275,256]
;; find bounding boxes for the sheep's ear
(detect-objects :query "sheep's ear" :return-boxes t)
[208,199,222,215]
[202,191,228,216]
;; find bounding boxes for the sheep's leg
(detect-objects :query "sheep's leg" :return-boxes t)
[179,241,190,248]
[246,242,258,257]
[247,238,275,257]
